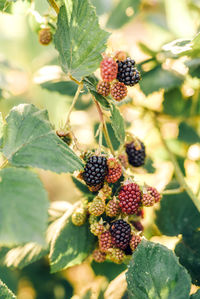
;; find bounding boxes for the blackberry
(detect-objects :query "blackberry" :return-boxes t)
[82,155,108,189]
[93,249,106,263]
[106,198,120,217]
[118,183,142,215]
[117,57,141,86]
[99,231,113,252]
[147,186,161,203]
[71,207,87,226]
[88,197,105,216]
[96,81,110,97]
[90,222,105,236]
[130,235,141,251]
[98,183,112,200]
[100,57,118,82]
[110,219,131,250]
[111,82,127,101]
[108,248,125,264]
[105,158,122,183]
[39,28,52,45]
[126,140,146,167]
[142,193,155,207]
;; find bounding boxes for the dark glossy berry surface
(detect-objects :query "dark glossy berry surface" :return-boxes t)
[126,140,146,167]
[117,57,140,86]
[82,156,108,187]
[110,219,131,250]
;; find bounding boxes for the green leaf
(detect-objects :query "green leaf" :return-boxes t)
[163,88,192,117]
[41,80,78,96]
[175,231,200,286]
[185,58,200,78]
[191,290,200,299]
[2,104,83,173]
[138,42,157,57]
[143,157,156,173]
[0,279,16,299]
[126,240,191,299]
[0,112,4,147]
[140,65,184,96]
[156,192,200,236]
[106,0,141,29]
[0,0,6,10]
[83,75,110,109]
[178,122,200,144]
[0,167,49,246]
[90,0,112,15]
[71,176,93,199]
[49,205,96,273]
[110,104,125,144]
[54,3,109,81]
[92,260,126,282]
[3,243,48,269]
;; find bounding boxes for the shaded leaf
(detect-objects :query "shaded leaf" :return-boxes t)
[94,123,120,150]
[71,176,94,199]
[106,0,141,29]
[0,168,49,246]
[126,240,191,299]
[54,3,109,81]
[0,112,3,147]
[156,192,200,236]
[2,104,83,173]
[143,157,156,173]
[140,65,183,96]
[110,103,125,144]
[175,231,200,286]
[92,260,126,282]
[185,58,200,78]
[178,122,200,144]
[0,279,16,299]
[191,290,200,299]
[50,205,96,273]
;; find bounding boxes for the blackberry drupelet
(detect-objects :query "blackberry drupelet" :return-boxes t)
[82,156,108,188]
[110,219,131,250]
[126,140,146,167]
[117,57,140,86]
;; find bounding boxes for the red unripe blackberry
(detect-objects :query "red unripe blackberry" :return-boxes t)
[130,235,141,251]
[147,186,161,203]
[82,155,108,189]
[105,158,122,183]
[88,197,105,216]
[100,57,118,82]
[90,222,105,236]
[142,193,155,207]
[39,28,52,45]
[110,219,131,250]
[125,140,146,167]
[106,198,120,217]
[117,57,141,86]
[96,81,110,97]
[111,82,127,101]
[99,231,113,253]
[108,248,125,264]
[93,249,106,263]
[118,183,142,215]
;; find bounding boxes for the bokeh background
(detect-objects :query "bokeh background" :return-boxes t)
[0,0,200,298]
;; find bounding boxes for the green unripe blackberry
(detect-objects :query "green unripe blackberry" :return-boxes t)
[71,207,87,226]
[108,248,125,264]
[88,197,105,216]
[106,198,120,217]
[90,222,105,236]
[92,249,106,263]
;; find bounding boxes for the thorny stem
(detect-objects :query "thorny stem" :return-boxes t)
[153,115,200,212]
[93,96,115,156]
[65,83,83,128]
[48,0,59,14]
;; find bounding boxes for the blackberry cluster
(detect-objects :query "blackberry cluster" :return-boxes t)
[118,183,142,215]
[82,156,108,190]
[117,57,141,86]
[126,140,146,167]
[110,219,131,250]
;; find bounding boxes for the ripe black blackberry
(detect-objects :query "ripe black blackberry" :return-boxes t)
[117,57,141,86]
[110,219,131,250]
[82,156,108,189]
[125,140,146,167]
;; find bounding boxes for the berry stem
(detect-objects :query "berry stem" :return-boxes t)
[48,0,59,14]
[64,83,83,128]
[153,116,200,212]
[93,96,115,156]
